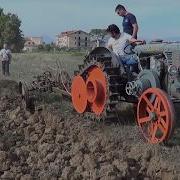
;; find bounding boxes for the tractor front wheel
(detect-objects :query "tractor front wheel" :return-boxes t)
[137,88,175,144]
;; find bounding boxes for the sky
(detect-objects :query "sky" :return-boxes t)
[0,0,180,42]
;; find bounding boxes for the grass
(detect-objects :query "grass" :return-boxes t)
[0,52,85,82]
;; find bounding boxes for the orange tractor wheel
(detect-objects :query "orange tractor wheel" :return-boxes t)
[86,66,107,115]
[71,75,87,113]
[137,88,175,144]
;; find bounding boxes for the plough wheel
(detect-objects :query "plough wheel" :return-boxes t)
[137,88,175,144]
[71,75,87,113]
[21,82,35,113]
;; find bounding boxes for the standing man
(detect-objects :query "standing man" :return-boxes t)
[0,43,12,76]
[115,4,138,39]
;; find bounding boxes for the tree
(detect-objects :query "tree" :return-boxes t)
[90,29,107,37]
[37,44,44,51]
[0,8,24,52]
[44,44,51,52]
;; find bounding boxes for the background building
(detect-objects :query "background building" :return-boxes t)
[56,30,90,49]
[23,37,43,51]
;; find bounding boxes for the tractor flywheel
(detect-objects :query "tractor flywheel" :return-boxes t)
[71,75,87,113]
[86,66,107,115]
[137,88,175,144]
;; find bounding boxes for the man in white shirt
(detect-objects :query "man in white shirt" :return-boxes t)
[106,24,144,74]
[0,43,12,76]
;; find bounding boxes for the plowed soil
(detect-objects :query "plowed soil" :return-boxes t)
[0,80,180,180]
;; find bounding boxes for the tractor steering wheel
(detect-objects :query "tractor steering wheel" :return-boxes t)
[124,40,145,55]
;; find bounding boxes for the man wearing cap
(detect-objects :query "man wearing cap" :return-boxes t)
[115,4,138,39]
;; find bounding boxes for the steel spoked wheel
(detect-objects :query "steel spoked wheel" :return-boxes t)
[137,88,175,144]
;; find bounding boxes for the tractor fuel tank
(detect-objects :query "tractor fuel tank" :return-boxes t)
[134,43,180,57]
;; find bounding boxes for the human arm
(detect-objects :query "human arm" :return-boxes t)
[0,50,2,57]
[7,50,12,63]
[124,33,141,44]
[107,44,113,50]
[0,50,3,61]
[132,23,138,39]
[129,37,146,45]
[129,14,138,38]
[107,38,113,51]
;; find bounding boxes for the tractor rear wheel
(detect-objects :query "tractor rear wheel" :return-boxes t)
[86,66,107,115]
[72,49,125,121]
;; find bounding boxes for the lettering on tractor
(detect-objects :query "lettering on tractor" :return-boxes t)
[19,41,180,144]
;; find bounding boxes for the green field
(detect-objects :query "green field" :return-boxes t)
[0,52,85,82]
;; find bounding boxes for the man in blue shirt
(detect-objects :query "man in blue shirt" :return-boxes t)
[115,4,138,39]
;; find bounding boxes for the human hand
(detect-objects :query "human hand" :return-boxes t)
[141,40,146,44]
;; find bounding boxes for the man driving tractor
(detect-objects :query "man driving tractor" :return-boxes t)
[106,24,144,76]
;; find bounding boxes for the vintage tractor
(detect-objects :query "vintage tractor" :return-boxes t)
[71,41,180,144]
[20,41,180,144]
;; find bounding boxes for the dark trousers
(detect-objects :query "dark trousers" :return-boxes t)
[125,64,139,81]
[2,61,10,76]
